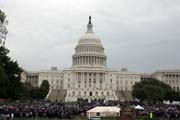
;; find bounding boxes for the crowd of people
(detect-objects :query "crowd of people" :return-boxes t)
[0,99,109,119]
[139,103,180,119]
[0,99,180,119]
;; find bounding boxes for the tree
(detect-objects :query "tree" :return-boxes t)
[29,80,50,99]
[21,82,35,99]
[143,85,164,101]
[0,10,23,100]
[132,88,147,100]
[39,80,50,98]
[0,9,6,23]
[0,46,23,99]
[132,78,173,102]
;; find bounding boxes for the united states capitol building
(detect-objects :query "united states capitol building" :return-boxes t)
[21,17,180,102]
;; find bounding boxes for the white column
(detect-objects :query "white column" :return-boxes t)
[78,57,79,64]
[85,56,87,64]
[86,56,88,64]
[95,57,96,64]
[79,56,82,64]
[88,56,89,64]
[92,56,93,64]
[91,56,92,64]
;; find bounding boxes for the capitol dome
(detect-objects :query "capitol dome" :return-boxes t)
[72,16,107,68]
[78,33,102,45]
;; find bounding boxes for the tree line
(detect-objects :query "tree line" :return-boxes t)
[0,46,50,100]
[132,78,180,102]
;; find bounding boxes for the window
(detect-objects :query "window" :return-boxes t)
[89,78,91,83]
[110,79,112,83]
[173,87,176,90]
[93,79,96,83]
[96,112,100,116]
[89,91,93,96]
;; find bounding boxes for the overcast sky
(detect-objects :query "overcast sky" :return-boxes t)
[0,0,180,72]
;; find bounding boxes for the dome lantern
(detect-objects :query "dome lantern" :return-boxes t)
[86,16,93,33]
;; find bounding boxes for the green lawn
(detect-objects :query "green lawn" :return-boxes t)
[13,117,87,120]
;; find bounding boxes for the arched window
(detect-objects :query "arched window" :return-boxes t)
[89,91,93,96]
[107,92,110,96]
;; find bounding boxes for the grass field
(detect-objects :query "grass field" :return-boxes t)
[13,118,85,120]
[13,117,87,120]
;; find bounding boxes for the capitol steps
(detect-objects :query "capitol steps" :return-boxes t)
[123,91,134,101]
[115,90,125,101]
[46,89,67,102]
[115,90,133,101]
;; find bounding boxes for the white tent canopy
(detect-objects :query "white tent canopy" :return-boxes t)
[135,105,144,110]
[87,106,121,118]
[87,106,120,113]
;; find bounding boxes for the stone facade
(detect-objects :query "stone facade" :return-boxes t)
[151,70,180,91]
